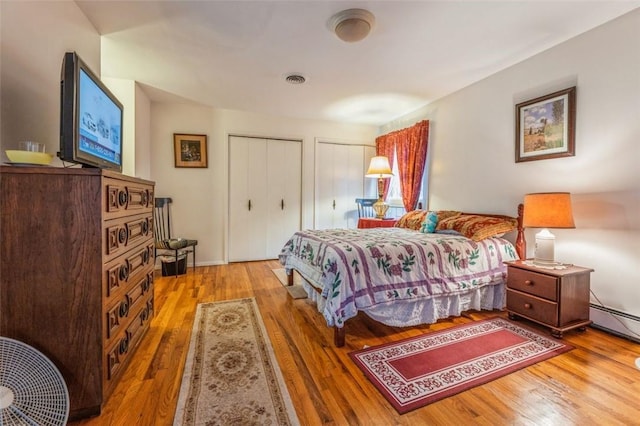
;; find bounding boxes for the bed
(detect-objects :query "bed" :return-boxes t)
[278,206,526,347]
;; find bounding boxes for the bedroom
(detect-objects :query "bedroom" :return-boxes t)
[0,1,638,424]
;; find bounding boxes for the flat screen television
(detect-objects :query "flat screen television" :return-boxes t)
[59,51,123,172]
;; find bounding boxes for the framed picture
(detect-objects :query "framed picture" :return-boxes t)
[515,86,576,162]
[174,133,208,168]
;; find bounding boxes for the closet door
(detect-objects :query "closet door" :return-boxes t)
[334,145,366,228]
[315,143,369,230]
[229,136,301,262]
[363,145,377,198]
[315,142,337,230]
[229,136,268,261]
[266,139,301,258]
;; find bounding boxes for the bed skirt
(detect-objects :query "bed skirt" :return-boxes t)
[292,267,506,329]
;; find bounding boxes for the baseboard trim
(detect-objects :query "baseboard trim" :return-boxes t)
[590,323,640,344]
[590,303,640,344]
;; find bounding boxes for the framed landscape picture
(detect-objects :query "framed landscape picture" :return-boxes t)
[174,133,208,168]
[515,87,576,162]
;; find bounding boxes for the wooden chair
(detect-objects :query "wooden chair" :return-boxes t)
[355,198,378,218]
[154,197,198,276]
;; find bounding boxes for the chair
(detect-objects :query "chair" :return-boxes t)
[355,198,378,218]
[154,197,198,276]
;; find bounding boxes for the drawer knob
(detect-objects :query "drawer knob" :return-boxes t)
[119,264,129,281]
[118,228,127,244]
[119,335,130,355]
[118,190,128,207]
[524,280,533,286]
[142,276,151,293]
[119,299,130,318]
[524,303,532,309]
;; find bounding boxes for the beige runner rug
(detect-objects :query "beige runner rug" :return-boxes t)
[271,268,308,299]
[173,298,299,425]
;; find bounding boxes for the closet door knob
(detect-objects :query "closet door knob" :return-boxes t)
[281,199,284,210]
[248,200,252,211]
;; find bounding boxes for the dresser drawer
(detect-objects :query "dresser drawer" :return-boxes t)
[105,274,154,341]
[104,178,153,220]
[104,242,154,303]
[507,289,558,325]
[104,214,153,260]
[105,298,153,384]
[507,267,558,301]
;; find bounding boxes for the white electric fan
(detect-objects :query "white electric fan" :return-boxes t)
[0,337,69,425]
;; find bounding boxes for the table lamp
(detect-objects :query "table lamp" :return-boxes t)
[365,156,393,219]
[523,192,575,265]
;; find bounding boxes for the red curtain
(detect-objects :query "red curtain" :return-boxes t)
[375,120,429,211]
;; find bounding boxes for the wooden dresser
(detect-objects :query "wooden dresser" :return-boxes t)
[505,260,592,338]
[0,166,155,419]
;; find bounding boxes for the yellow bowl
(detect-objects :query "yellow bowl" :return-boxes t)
[5,150,53,165]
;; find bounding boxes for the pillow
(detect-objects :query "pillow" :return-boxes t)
[420,211,439,233]
[435,214,517,241]
[435,210,462,221]
[395,210,428,230]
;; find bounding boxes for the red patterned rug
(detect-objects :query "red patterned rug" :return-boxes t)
[349,317,573,414]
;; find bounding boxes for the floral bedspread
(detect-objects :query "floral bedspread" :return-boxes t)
[278,227,518,328]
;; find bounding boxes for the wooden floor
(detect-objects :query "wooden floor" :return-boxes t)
[70,261,640,425]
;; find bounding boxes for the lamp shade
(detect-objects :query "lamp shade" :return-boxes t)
[365,156,393,177]
[523,192,575,228]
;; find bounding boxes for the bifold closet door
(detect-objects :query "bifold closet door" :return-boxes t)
[229,136,301,262]
[363,145,377,198]
[229,137,268,261]
[315,143,367,230]
[266,139,301,258]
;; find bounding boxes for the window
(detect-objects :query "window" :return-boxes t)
[386,154,403,206]
[385,149,424,213]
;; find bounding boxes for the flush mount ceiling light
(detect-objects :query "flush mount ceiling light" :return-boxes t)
[328,8,375,43]
[285,73,306,84]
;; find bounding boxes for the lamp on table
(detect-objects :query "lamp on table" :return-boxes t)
[365,156,393,219]
[523,192,575,266]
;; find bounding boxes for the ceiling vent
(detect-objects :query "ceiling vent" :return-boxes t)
[285,74,306,84]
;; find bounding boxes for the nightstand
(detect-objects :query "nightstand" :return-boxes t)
[505,260,593,338]
[357,218,397,229]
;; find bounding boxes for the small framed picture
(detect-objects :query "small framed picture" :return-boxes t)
[515,87,576,162]
[174,133,208,168]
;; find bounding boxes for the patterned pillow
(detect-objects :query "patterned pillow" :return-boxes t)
[395,210,428,230]
[435,210,462,221]
[435,214,517,241]
[420,211,439,233]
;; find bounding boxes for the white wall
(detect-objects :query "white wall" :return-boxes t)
[150,104,377,265]
[102,77,152,179]
[383,10,640,334]
[134,84,152,179]
[0,1,100,159]
[0,2,149,177]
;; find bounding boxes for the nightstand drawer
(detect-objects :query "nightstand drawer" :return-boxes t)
[507,267,558,301]
[507,289,558,325]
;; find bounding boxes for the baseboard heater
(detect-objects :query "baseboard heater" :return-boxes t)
[590,304,640,344]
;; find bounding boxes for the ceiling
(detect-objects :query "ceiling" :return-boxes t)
[75,1,639,126]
